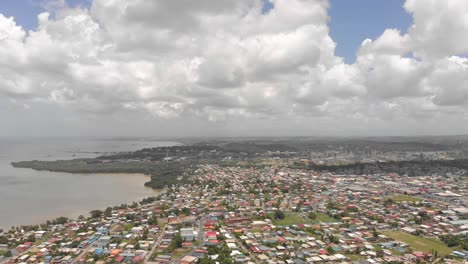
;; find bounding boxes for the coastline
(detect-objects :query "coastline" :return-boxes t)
[0,172,164,230]
[0,138,180,230]
[61,180,166,224]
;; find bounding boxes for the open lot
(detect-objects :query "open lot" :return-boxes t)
[390,195,423,202]
[273,213,337,226]
[382,231,452,256]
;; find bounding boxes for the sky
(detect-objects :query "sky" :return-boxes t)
[0,0,467,137]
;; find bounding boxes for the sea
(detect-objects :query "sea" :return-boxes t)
[0,137,180,230]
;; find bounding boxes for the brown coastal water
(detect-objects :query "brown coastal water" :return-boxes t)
[0,138,178,229]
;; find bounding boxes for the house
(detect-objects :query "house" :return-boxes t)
[182,242,193,248]
[95,236,111,249]
[110,249,122,258]
[61,255,73,263]
[94,248,104,256]
[131,227,144,235]
[96,227,109,235]
[401,227,416,234]
[155,254,172,263]
[180,255,198,264]
[205,231,218,240]
[132,256,143,263]
[180,228,197,242]
[34,231,47,239]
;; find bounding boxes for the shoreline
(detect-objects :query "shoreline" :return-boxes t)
[0,139,180,230]
[0,172,165,230]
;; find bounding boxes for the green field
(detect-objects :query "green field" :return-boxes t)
[390,195,423,202]
[382,231,452,256]
[172,248,191,259]
[273,213,337,226]
[316,213,338,223]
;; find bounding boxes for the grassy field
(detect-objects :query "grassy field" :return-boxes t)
[345,254,366,261]
[172,248,191,259]
[273,213,307,226]
[273,213,337,226]
[35,232,53,245]
[382,231,452,256]
[316,213,338,222]
[390,195,423,202]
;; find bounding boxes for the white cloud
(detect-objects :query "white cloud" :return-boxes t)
[353,0,468,123]
[404,0,468,59]
[0,0,467,136]
[429,56,468,106]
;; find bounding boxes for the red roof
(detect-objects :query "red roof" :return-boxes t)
[250,246,262,253]
[205,231,217,237]
[205,220,217,225]
[182,242,193,246]
[17,246,28,251]
[413,252,426,258]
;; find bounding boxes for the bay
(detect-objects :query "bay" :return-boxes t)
[0,137,179,229]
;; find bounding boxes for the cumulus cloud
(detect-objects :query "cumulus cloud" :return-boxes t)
[355,0,468,114]
[0,0,467,136]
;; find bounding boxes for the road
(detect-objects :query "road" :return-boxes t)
[0,255,12,263]
[72,240,96,264]
[144,225,168,263]
[197,217,205,247]
[227,230,260,264]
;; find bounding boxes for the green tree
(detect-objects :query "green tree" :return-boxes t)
[384,198,394,206]
[199,257,215,264]
[274,210,285,220]
[147,216,158,225]
[104,207,113,217]
[372,227,379,238]
[308,212,317,220]
[0,236,8,244]
[181,207,191,215]
[90,210,103,219]
[52,217,68,225]
[169,233,183,251]
[70,240,80,248]
[326,201,339,210]
[376,249,384,258]
[26,235,36,243]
